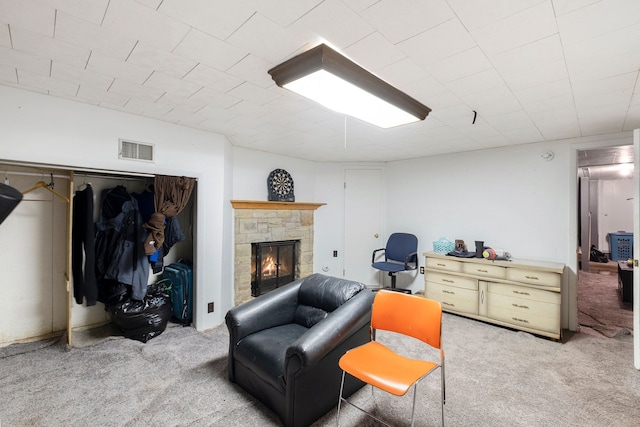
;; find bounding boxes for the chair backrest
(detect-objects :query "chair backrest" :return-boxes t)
[371,290,442,349]
[385,233,418,263]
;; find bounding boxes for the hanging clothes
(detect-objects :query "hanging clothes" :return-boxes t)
[95,185,149,303]
[71,184,98,306]
[142,175,195,255]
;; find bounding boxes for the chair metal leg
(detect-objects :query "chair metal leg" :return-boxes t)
[410,383,418,427]
[337,371,346,427]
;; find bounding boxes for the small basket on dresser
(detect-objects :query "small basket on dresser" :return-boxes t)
[432,238,455,254]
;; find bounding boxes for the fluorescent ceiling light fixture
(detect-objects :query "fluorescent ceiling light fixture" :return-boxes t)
[268,44,431,128]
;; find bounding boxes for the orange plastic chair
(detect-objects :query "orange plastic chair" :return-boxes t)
[336,290,445,426]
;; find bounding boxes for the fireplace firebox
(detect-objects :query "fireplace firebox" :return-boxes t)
[251,240,298,297]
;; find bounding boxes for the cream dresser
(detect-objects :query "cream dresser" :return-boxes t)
[424,252,565,340]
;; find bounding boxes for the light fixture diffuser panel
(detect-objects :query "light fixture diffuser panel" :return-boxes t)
[284,70,420,128]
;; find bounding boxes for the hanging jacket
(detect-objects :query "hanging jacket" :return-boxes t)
[95,185,149,301]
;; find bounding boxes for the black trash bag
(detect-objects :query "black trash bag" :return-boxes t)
[590,245,609,263]
[112,282,173,343]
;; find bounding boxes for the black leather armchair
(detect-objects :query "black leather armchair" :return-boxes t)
[225,273,375,427]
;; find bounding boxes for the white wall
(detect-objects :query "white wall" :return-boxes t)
[598,178,634,253]
[0,85,233,332]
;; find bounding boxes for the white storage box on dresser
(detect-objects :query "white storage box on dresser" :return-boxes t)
[424,252,565,340]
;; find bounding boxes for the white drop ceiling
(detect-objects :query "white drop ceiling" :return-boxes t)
[1,0,639,162]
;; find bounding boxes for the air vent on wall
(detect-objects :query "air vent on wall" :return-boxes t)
[119,139,154,162]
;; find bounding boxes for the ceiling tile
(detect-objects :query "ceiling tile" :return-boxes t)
[226,81,281,106]
[427,47,492,83]
[343,32,406,73]
[54,11,136,61]
[360,0,455,43]
[0,0,55,37]
[397,18,477,67]
[0,45,50,76]
[378,57,429,90]
[143,71,202,98]
[563,23,640,76]
[502,59,568,91]
[11,26,90,69]
[51,61,113,90]
[108,78,164,103]
[572,72,638,98]
[448,0,545,30]
[226,54,273,89]
[158,0,255,40]
[254,0,323,27]
[226,13,307,63]
[490,34,564,76]
[182,63,243,93]
[470,1,557,54]
[120,97,175,117]
[0,64,17,84]
[77,84,129,107]
[188,87,241,110]
[556,0,640,45]
[86,53,152,85]
[288,0,375,49]
[0,22,10,47]
[173,29,246,72]
[127,42,197,79]
[17,68,78,96]
[43,0,109,25]
[552,0,600,16]
[102,0,190,51]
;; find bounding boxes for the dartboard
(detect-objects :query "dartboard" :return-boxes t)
[267,169,295,202]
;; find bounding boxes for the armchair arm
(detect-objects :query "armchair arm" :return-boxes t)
[372,248,386,263]
[285,289,374,370]
[226,279,301,344]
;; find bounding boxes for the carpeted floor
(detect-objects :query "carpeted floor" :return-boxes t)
[1,308,639,427]
[578,269,634,338]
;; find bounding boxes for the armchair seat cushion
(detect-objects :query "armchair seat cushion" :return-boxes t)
[234,323,308,392]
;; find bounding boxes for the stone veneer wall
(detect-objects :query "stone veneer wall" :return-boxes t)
[234,209,314,305]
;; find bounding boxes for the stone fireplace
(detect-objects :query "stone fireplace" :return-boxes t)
[231,200,325,305]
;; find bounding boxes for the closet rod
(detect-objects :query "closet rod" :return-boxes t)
[1,170,71,180]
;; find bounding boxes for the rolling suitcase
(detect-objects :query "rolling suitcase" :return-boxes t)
[163,260,193,325]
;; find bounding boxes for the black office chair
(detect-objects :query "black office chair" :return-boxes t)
[372,233,418,294]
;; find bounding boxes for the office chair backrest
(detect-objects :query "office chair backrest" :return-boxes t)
[371,290,442,349]
[385,233,418,263]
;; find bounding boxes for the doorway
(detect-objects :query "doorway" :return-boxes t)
[576,145,634,338]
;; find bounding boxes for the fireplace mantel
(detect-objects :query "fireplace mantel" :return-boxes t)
[230,200,326,210]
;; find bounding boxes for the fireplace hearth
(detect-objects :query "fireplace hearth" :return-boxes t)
[251,240,299,297]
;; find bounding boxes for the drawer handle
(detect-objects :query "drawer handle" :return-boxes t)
[525,275,539,280]
[442,290,455,295]
[436,263,446,267]
[477,269,488,273]
[512,317,530,324]
[442,279,454,283]
[512,304,530,310]
[512,290,530,296]
[442,302,455,308]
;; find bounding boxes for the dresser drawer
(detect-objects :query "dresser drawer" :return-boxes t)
[425,257,462,273]
[426,272,477,290]
[487,292,560,334]
[462,262,506,279]
[506,268,561,288]
[426,282,478,315]
[488,282,560,305]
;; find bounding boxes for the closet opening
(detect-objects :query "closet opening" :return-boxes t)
[0,162,196,347]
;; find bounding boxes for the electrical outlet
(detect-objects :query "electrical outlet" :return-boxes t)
[420,266,424,274]
[208,302,214,313]
[333,250,338,257]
